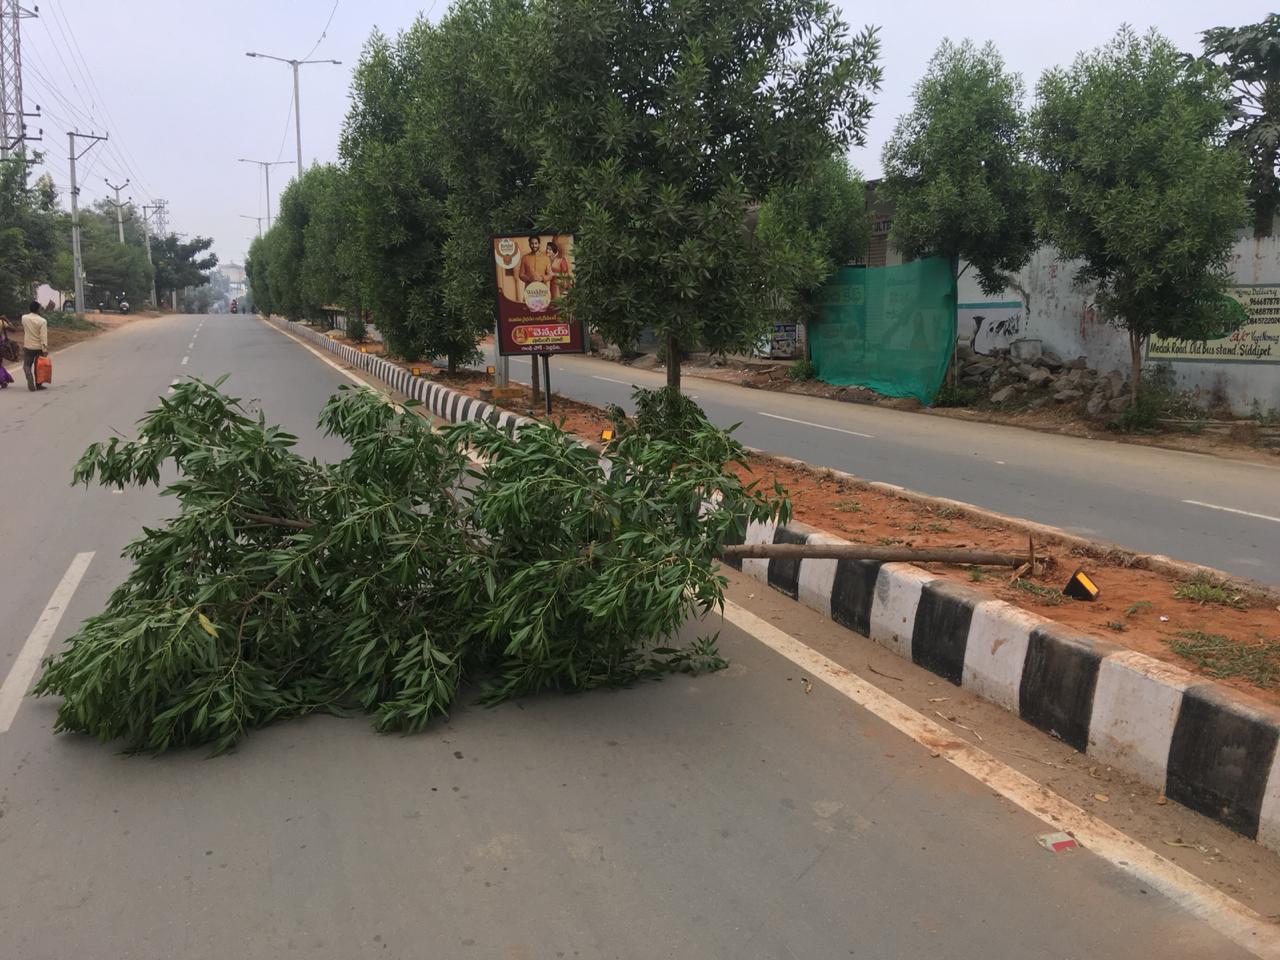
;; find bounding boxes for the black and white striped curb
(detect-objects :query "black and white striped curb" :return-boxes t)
[271,316,1280,853]
[724,516,1280,851]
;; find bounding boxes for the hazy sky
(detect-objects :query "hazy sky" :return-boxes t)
[20,1,1274,268]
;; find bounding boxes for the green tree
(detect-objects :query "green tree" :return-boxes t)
[753,155,868,344]
[416,0,542,375]
[245,235,274,316]
[1031,27,1248,402]
[0,166,59,318]
[340,26,450,364]
[73,206,154,308]
[151,235,218,305]
[516,0,882,390]
[1203,14,1280,237]
[881,39,1037,295]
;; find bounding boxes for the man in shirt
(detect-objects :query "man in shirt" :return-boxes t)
[22,300,48,392]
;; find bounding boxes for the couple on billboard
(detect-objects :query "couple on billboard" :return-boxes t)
[494,234,573,313]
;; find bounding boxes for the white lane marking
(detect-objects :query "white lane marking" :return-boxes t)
[259,318,379,389]
[188,341,195,349]
[1183,499,1280,525]
[0,552,95,733]
[180,355,189,366]
[591,375,633,386]
[721,599,1280,960]
[757,411,873,439]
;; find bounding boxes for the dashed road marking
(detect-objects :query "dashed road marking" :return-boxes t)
[1183,499,1280,524]
[757,411,873,439]
[0,552,95,733]
[181,355,189,366]
[591,375,633,386]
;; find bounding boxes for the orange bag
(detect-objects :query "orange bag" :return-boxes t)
[35,355,52,385]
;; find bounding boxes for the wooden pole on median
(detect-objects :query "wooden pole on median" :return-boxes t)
[722,543,1031,567]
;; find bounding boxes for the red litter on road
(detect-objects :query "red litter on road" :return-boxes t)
[1038,832,1079,853]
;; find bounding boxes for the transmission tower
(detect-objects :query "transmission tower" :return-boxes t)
[0,1,41,161]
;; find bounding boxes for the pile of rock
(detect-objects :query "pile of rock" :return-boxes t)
[956,346,1130,418]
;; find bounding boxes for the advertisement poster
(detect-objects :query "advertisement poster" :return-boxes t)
[492,233,582,356]
[1148,284,1280,363]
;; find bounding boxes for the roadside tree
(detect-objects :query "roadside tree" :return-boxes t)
[151,234,218,306]
[1203,14,1280,237]
[516,0,882,390]
[1030,27,1248,402]
[882,39,1037,296]
[0,166,59,318]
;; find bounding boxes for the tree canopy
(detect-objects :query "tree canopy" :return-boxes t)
[515,0,882,388]
[882,38,1037,294]
[0,166,59,318]
[151,234,218,302]
[1203,14,1280,236]
[1030,27,1248,399]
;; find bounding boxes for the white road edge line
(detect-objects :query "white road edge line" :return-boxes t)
[1183,499,1280,525]
[757,411,873,439]
[591,375,634,386]
[0,552,95,733]
[259,319,374,389]
[721,599,1280,960]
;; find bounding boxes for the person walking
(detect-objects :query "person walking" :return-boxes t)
[0,315,15,389]
[21,300,48,392]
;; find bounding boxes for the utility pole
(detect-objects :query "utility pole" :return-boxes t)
[245,52,341,177]
[104,177,130,243]
[239,213,264,237]
[237,158,291,228]
[141,201,162,307]
[0,1,40,162]
[68,130,108,316]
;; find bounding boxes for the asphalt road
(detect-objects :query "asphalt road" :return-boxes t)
[494,352,1280,582]
[0,314,1262,959]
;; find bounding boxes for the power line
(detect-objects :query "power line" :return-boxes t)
[301,1,341,62]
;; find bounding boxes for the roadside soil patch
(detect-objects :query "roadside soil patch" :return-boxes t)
[320,327,1280,705]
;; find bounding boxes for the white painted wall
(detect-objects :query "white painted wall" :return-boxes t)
[958,232,1280,416]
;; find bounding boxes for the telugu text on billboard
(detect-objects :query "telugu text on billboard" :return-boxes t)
[493,233,583,356]
[1148,285,1280,363]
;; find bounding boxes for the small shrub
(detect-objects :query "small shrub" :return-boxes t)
[1170,631,1280,687]
[1125,600,1153,617]
[1111,363,1200,433]
[1012,578,1065,605]
[1173,576,1246,609]
[346,313,368,343]
[932,382,980,408]
[835,498,862,513]
[788,359,818,382]
[968,568,987,583]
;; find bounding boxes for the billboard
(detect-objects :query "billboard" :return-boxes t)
[1148,285,1280,363]
[493,233,583,356]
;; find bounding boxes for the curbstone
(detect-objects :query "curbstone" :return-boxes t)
[1019,624,1121,752]
[1167,685,1280,839]
[1088,650,1193,789]
[868,563,932,660]
[961,600,1042,714]
[269,315,1280,853]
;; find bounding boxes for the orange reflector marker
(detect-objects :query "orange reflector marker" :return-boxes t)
[1063,569,1099,601]
[600,428,615,443]
[411,366,422,376]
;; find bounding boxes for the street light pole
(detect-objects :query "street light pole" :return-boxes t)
[245,52,341,177]
[239,213,264,237]
[237,158,292,229]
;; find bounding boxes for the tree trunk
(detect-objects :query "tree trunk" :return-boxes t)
[722,543,1029,567]
[447,354,457,375]
[1128,330,1143,405]
[530,352,542,404]
[666,333,681,392]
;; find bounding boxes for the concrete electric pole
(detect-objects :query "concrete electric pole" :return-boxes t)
[245,52,341,176]
[68,130,108,316]
[237,158,292,229]
[104,177,130,243]
[240,213,264,237]
[0,1,41,162]
[141,201,163,307]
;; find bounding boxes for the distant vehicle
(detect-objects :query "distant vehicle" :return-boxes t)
[230,299,239,314]
[119,300,130,315]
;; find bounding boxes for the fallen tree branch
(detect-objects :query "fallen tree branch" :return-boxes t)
[722,542,1030,567]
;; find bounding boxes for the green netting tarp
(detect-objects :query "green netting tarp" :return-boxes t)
[810,258,956,405]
